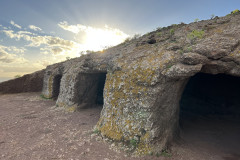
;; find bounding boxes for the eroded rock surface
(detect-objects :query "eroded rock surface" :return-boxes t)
[2,12,240,155]
[41,12,240,155]
[0,70,45,94]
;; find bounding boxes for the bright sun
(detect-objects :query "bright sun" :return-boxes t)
[57,22,130,57]
[78,25,129,52]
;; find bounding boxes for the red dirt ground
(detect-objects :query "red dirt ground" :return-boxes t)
[0,93,240,160]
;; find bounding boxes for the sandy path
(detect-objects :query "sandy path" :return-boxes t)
[0,93,126,160]
[0,93,240,160]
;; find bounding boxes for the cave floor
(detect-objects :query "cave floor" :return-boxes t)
[0,93,240,160]
[179,113,240,160]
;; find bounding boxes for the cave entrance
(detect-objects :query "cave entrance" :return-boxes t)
[179,73,240,156]
[95,73,106,105]
[76,72,106,108]
[52,75,62,100]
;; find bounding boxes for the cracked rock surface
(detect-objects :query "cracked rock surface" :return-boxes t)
[1,12,240,155]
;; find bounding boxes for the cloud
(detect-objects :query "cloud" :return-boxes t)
[2,29,79,52]
[2,30,77,50]
[51,47,63,55]
[0,21,130,79]
[0,61,43,78]
[29,25,42,31]
[1,30,32,40]
[58,21,80,33]
[5,46,25,53]
[0,45,42,78]
[0,49,16,63]
[1,29,81,64]
[0,24,83,78]
[0,45,26,54]
[0,45,27,63]
[2,30,18,39]
[1,22,129,76]
[18,31,36,35]
[3,22,129,59]
[58,21,129,51]
[30,36,76,48]
[10,20,22,29]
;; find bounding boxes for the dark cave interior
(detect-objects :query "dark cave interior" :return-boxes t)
[179,73,240,156]
[96,73,106,105]
[76,72,106,108]
[52,75,62,100]
[180,73,240,118]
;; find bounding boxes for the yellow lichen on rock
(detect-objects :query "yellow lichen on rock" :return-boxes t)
[135,142,152,155]
[45,75,53,98]
[99,117,124,141]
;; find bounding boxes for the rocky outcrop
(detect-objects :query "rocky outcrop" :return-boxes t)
[41,12,240,155]
[0,69,45,94]
[2,11,240,155]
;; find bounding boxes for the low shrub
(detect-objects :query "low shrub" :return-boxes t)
[187,30,205,43]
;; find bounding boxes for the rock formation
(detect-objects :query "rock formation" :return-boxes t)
[0,70,45,94]
[1,11,240,155]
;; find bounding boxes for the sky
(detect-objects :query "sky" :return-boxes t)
[0,0,239,82]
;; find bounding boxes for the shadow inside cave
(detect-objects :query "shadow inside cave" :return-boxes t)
[52,75,62,100]
[179,73,240,157]
[76,72,107,109]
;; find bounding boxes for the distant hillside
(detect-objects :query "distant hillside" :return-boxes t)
[0,70,45,94]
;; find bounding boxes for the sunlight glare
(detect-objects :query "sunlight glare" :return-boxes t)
[79,25,129,52]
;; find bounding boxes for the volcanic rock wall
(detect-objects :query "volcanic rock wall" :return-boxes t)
[0,70,45,94]
[42,12,240,154]
[2,11,240,155]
